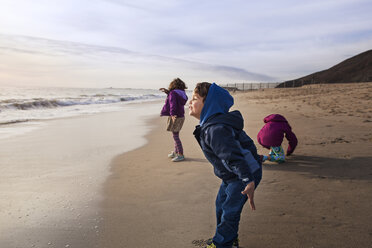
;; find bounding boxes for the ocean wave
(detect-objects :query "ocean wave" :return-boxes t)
[120,94,160,101]
[0,119,30,125]
[0,94,163,111]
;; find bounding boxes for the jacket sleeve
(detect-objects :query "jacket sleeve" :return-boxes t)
[206,125,257,185]
[160,97,169,116]
[285,125,298,155]
[168,91,178,116]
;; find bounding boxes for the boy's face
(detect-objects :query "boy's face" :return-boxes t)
[188,91,204,120]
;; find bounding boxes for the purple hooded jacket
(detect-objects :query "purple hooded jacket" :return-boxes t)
[160,89,188,117]
[257,114,298,155]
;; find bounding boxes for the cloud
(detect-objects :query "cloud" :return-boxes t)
[0,34,274,88]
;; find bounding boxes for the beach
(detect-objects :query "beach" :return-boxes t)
[98,83,372,248]
[1,83,371,248]
[1,0,371,247]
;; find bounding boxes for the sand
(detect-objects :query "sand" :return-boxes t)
[98,83,372,248]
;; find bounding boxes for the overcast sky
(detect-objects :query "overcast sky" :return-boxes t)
[0,0,371,89]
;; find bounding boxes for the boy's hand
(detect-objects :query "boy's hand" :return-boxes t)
[241,181,256,210]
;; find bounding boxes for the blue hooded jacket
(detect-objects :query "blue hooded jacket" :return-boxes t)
[193,83,261,185]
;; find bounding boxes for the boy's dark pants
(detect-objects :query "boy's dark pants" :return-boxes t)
[213,169,262,248]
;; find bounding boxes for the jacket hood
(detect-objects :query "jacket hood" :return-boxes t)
[200,83,234,126]
[203,110,244,130]
[172,89,188,104]
[264,114,288,123]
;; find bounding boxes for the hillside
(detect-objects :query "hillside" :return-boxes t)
[277,50,372,87]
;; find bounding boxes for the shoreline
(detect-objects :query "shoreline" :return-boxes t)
[0,99,165,141]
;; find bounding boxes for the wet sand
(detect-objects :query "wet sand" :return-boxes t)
[0,102,162,248]
[98,83,372,248]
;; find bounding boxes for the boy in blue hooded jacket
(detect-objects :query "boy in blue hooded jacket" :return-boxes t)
[189,82,262,248]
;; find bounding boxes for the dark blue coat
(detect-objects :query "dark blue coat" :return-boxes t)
[193,110,261,185]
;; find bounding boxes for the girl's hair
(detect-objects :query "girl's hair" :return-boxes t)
[168,78,187,91]
[194,82,211,102]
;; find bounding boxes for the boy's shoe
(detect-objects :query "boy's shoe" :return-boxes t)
[168,151,176,158]
[269,155,285,163]
[204,239,216,248]
[270,146,285,163]
[205,237,239,248]
[277,157,285,163]
[172,155,185,162]
[205,243,216,248]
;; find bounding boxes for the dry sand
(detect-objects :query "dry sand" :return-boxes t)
[99,83,372,248]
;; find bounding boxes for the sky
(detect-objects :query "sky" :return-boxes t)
[0,0,371,89]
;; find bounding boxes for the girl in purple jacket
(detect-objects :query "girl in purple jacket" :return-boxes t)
[257,114,297,163]
[160,78,188,162]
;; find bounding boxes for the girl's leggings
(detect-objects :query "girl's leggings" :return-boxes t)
[172,132,183,155]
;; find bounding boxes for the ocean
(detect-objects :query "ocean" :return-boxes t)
[0,86,165,139]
